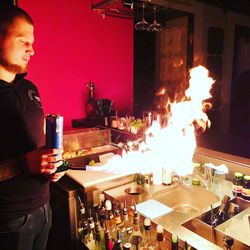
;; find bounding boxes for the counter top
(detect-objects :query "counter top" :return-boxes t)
[103,180,240,250]
[66,169,130,188]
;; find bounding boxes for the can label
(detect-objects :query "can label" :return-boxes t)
[46,114,63,149]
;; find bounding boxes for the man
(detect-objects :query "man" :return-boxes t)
[0,6,65,250]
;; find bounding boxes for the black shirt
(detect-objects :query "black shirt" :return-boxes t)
[0,74,50,220]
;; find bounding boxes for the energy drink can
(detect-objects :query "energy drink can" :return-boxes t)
[45,114,63,149]
[45,114,68,172]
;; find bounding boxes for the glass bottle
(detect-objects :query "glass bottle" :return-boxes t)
[105,226,114,250]
[86,81,96,118]
[211,195,230,228]
[141,218,155,249]
[94,216,105,250]
[105,200,116,233]
[86,215,96,249]
[97,194,106,228]
[171,234,178,250]
[155,225,166,250]
[120,200,133,244]
[129,206,143,250]
[112,231,123,250]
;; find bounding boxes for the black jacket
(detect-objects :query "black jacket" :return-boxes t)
[0,74,50,220]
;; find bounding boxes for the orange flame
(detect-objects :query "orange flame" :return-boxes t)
[92,65,215,176]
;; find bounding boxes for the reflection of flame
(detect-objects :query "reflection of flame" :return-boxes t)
[93,66,216,176]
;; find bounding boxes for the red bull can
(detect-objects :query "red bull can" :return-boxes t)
[45,114,63,149]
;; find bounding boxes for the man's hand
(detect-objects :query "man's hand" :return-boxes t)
[49,171,66,182]
[25,148,63,175]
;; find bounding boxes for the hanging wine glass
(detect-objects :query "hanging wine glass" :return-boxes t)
[147,5,163,32]
[135,3,149,31]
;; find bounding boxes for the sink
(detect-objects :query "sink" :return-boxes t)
[152,185,219,214]
[182,197,250,250]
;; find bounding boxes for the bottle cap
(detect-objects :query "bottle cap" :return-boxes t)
[99,193,105,201]
[123,242,132,249]
[144,218,151,230]
[105,200,112,210]
[172,234,178,243]
[156,225,163,233]
[234,172,243,177]
[244,175,250,181]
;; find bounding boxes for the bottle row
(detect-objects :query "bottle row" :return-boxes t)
[77,193,192,250]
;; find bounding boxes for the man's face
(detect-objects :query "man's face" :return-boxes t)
[0,17,34,74]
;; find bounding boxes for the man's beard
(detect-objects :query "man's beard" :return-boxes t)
[0,50,27,74]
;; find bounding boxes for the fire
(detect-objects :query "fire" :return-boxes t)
[90,66,216,176]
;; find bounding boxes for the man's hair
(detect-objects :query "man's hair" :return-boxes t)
[0,6,33,37]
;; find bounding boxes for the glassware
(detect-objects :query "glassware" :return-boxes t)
[147,5,163,32]
[135,3,149,31]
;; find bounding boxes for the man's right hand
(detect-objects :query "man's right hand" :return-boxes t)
[25,148,63,175]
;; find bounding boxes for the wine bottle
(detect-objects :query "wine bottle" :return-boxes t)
[129,205,143,250]
[97,194,106,228]
[105,200,116,234]
[120,200,133,244]
[211,195,230,228]
[112,231,123,250]
[171,234,178,250]
[94,215,105,250]
[86,81,96,118]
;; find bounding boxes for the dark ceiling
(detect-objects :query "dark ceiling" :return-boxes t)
[197,0,250,17]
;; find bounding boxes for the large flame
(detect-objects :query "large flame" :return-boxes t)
[90,65,216,176]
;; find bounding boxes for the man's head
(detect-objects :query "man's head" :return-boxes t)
[0,6,34,76]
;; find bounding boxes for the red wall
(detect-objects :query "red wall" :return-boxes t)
[18,0,134,129]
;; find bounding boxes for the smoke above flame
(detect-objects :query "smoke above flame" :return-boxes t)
[90,65,216,176]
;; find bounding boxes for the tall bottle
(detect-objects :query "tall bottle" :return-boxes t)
[112,231,123,250]
[86,214,96,249]
[86,81,96,118]
[120,200,133,244]
[97,193,106,228]
[211,195,230,228]
[113,202,122,240]
[105,200,116,233]
[171,234,178,250]
[129,205,143,250]
[94,215,105,250]
[141,218,155,250]
[156,225,167,250]
[104,226,114,250]
[77,197,90,245]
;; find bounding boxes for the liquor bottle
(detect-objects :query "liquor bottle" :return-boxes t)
[120,200,133,244]
[86,81,96,118]
[104,226,114,250]
[129,205,143,250]
[94,215,106,250]
[156,225,167,250]
[211,195,230,228]
[77,196,90,244]
[171,234,178,250]
[112,231,123,250]
[113,202,122,239]
[105,200,116,234]
[97,194,106,228]
[141,218,155,250]
[86,214,96,249]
